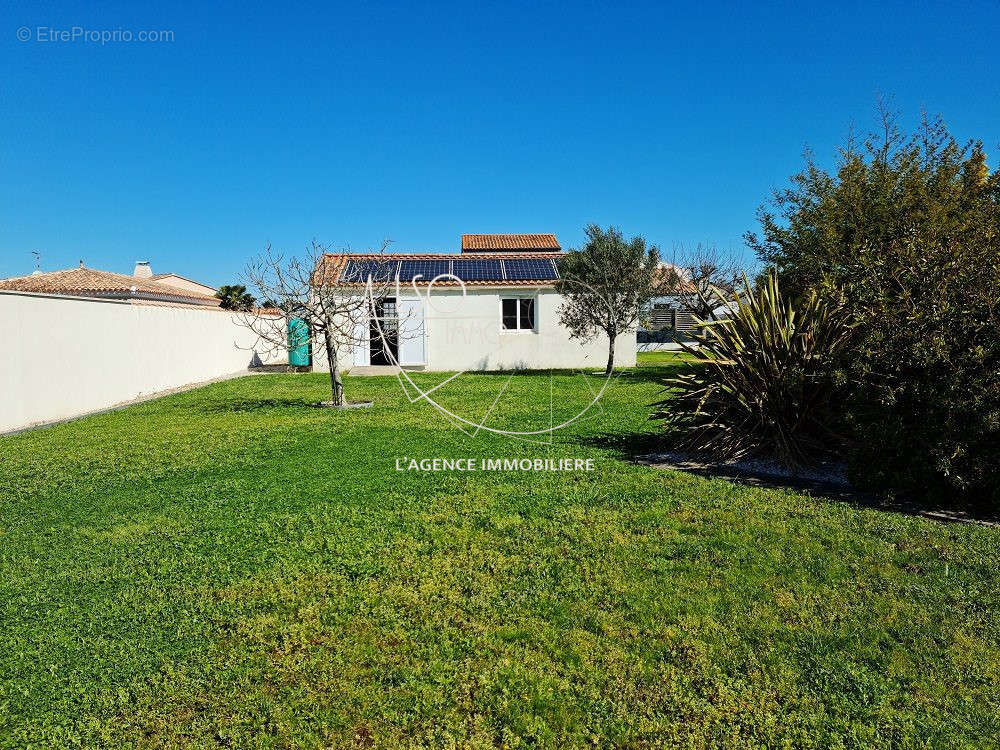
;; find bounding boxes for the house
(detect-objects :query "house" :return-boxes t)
[133,261,218,297]
[314,233,636,372]
[0,261,220,307]
[638,264,699,350]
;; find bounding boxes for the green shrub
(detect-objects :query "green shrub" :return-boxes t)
[654,272,853,466]
[747,111,1000,506]
[837,237,1000,505]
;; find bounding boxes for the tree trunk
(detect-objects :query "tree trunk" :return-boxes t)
[324,330,345,406]
[605,333,616,375]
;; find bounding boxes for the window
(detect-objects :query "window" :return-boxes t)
[652,303,677,330]
[502,297,535,331]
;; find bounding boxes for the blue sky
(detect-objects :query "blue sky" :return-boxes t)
[2,0,998,286]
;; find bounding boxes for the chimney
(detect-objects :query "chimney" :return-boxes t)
[133,261,152,279]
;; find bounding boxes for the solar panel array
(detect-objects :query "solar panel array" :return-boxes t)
[340,257,562,283]
[340,259,400,282]
[503,258,558,281]
[452,258,504,281]
[398,259,451,281]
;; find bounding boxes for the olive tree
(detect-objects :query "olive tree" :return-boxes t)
[556,225,665,374]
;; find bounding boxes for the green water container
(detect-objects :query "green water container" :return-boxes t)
[287,317,311,366]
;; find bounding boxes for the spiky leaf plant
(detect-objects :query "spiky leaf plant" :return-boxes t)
[654,271,854,466]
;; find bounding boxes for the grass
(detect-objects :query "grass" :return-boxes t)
[636,349,692,367]
[1,363,998,747]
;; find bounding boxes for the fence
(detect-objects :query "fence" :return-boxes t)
[0,291,285,433]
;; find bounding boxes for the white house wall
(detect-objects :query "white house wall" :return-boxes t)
[0,291,285,433]
[315,288,636,372]
[151,275,218,296]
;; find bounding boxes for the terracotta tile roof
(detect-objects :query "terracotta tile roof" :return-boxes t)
[150,272,215,288]
[461,234,560,252]
[126,299,231,310]
[656,265,697,294]
[317,252,564,287]
[0,267,221,305]
[124,299,281,315]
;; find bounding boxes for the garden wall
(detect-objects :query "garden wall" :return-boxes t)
[0,291,285,433]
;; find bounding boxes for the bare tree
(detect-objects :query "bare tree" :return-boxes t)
[666,244,747,319]
[239,240,399,407]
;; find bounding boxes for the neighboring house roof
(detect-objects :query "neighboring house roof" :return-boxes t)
[658,276,697,295]
[653,264,697,295]
[317,252,565,287]
[461,234,561,252]
[0,267,221,306]
[150,273,218,296]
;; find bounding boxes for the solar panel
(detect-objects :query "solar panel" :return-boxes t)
[503,258,559,281]
[398,259,451,281]
[452,258,504,281]
[340,259,400,282]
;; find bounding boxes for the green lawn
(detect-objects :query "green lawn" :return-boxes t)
[1,365,998,747]
[637,349,691,366]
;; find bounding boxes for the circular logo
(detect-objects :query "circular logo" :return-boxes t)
[365,275,620,443]
[16,26,32,42]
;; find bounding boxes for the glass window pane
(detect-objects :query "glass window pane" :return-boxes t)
[502,298,518,329]
[519,298,534,330]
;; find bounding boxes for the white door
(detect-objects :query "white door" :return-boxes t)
[396,297,426,366]
[352,313,369,366]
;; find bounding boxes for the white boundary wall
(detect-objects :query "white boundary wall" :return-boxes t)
[0,291,285,433]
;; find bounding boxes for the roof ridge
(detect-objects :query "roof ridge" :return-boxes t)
[151,271,214,285]
[461,233,561,251]
[322,251,565,259]
[0,265,219,302]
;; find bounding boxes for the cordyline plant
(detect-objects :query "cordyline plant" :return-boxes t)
[654,271,854,466]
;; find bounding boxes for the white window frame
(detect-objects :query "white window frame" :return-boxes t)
[500,295,537,333]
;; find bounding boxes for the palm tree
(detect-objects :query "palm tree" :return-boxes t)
[216,284,256,311]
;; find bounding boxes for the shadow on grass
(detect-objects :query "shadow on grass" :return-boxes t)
[578,429,998,526]
[575,429,666,459]
[688,463,999,526]
[612,368,676,387]
[204,398,312,413]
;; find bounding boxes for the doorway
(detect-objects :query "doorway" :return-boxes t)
[369,297,398,365]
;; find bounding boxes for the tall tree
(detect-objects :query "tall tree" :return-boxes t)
[746,108,1000,504]
[556,225,664,374]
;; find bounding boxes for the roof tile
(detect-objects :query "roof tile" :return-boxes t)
[0,267,220,305]
[461,234,560,252]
